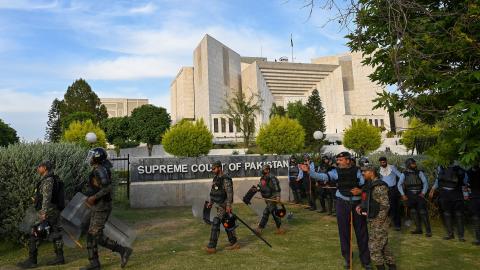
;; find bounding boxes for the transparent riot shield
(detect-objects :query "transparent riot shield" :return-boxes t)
[61,192,91,228]
[104,216,136,248]
[61,219,83,248]
[191,196,215,224]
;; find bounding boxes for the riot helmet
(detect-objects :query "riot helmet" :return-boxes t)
[86,147,108,165]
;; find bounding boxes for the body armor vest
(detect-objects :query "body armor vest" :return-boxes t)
[210,175,227,203]
[438,166,462,189]
[337,167,359,197]
[403,170,423,191]
[361,180,388,219]
[259,175,279,198]
[87,165,112,202]
[289,165,299,180]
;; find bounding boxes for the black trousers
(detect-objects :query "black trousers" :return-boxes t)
[388,187,401,228]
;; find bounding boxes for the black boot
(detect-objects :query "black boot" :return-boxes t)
[80,234,100,270]
[326,197,333,215]
[375,265,385,270]
[472,215,480,245]
[455,212,465,242]
[387,264,397,270]
[410,209,422,234]
[443,212,454,240]
[46,238,65,265]
[292,190,300,203]
[98,233,132,268]
[17,235,38,269]
[207,217,221,249]
[420,210,432,237]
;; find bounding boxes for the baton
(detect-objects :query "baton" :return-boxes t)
[253,197,309,208]
[233,214,272,248]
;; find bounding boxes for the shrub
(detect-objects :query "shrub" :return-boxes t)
[62,119,107,148]
[256,116,305,154]
[386,131,396,138]
[343,119,381,156]
[0,142,90,242]
[162,119,213,157]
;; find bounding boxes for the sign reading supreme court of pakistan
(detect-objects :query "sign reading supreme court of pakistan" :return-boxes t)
[131,155,290,181]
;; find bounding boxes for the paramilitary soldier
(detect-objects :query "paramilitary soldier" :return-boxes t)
[255,164,286,235]
[429,163,468,241]
[288,155,302,203]
[309,152,372,269]
[397,158,432,237]
[81,148,132,269]
[18,161,65,269]
[317,156,335,215]
[206,161,240,254]
[357,164,397,270]
[467,162,480,245]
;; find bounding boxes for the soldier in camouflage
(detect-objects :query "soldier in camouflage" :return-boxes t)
[255,164,285,235]
[81,148,132,270]
[206,161,239,254]
[357,164,397,270]
[18,160,65,269]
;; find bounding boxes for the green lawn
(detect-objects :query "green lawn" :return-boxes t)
[1,202,479,270]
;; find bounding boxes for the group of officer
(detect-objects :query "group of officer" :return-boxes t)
[18,148,132,270]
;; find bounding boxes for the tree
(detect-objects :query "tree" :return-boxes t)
[400,118,440,151]
[62,120,107,148]
[269,103,286,118]
[60,79,108,124]
[303,89,326,148]
[223,90,262,148]
[256,116,305,154]
[162,119,213,157]
[343,119,381,156]
[129,104,171,156]
[100,117,137,156]
[0,119,19,147]
[45,98,62,142]
[61,111,95,130]
[286,100,305,121]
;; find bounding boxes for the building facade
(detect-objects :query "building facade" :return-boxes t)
[100,98,149,118]
[170,34,407,142]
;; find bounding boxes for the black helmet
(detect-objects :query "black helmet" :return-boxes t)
[32,220,51,240]
[262,164,271,171]
[273,204,287,218]
[86,147,108,165]
[336,151,352,159]
[359,157,370,167]
[405,158,416,168]
[303,153,311,161]
[222,213,238,232]
[289,156,297,165]
[38,160,54,171]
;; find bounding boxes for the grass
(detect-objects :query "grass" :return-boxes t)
[1,201,480,270]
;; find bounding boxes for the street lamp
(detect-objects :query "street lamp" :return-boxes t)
[313,131,323,140]
[85,132,97,144]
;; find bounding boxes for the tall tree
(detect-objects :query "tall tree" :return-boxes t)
[304,89,326,148]
[0,119,19,147]
[45,98,62,142]
[100,117,136,156]
[223,90,263,148]
[129,104,171,156]
[60,79,108,123]
[61,111,95,130]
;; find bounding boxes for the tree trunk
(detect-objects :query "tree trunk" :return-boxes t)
[147,143,153,156]
[388,110,396,133]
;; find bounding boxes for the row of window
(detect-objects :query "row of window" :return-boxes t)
[351,118,385,127]
[213,118,235,133]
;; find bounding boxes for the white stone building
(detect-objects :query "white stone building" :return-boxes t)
[170,34,407,142]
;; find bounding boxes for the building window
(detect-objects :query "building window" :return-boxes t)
[229,118,234,133]
[374,119,378,127]
[369,119,373,125]
[380,119,384,127]
[213,118,219,133]
[221,118,226,133]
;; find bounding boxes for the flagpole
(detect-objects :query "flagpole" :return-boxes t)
[290,33,294,63]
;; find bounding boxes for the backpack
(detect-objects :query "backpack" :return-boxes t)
[51,175,66,211]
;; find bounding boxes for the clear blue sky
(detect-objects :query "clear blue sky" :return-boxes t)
[0,0,350,141]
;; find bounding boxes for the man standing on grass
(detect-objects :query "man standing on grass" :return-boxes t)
[357,164,397,270]
[205,161,239,254]
[307,152,372,269]
[378,157,402,231]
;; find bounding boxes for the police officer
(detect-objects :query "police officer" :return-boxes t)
[378,157,402,231]
[255,164,285,235]
[81,148,132,270]
[18,161,65,269]
[357,164,396,270]
[429,163,468,241]
[309,152,371,269]
[467,162,480,245]
[206,161,239,254]
[317,156,336,215]
[397,158,432,237]
[297,154,317,211]
[288,156,302,203]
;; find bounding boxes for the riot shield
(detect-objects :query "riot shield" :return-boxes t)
[192,197,215,224]
[61,192,91,228]
[247,197,265,220]
[19,206,37,234]
[104,216,136,248]
[61,219,83,248]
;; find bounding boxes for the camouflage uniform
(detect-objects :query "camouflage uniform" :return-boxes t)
[366,179,395,266]
[208,174,237,249]
[258,174,282,229]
